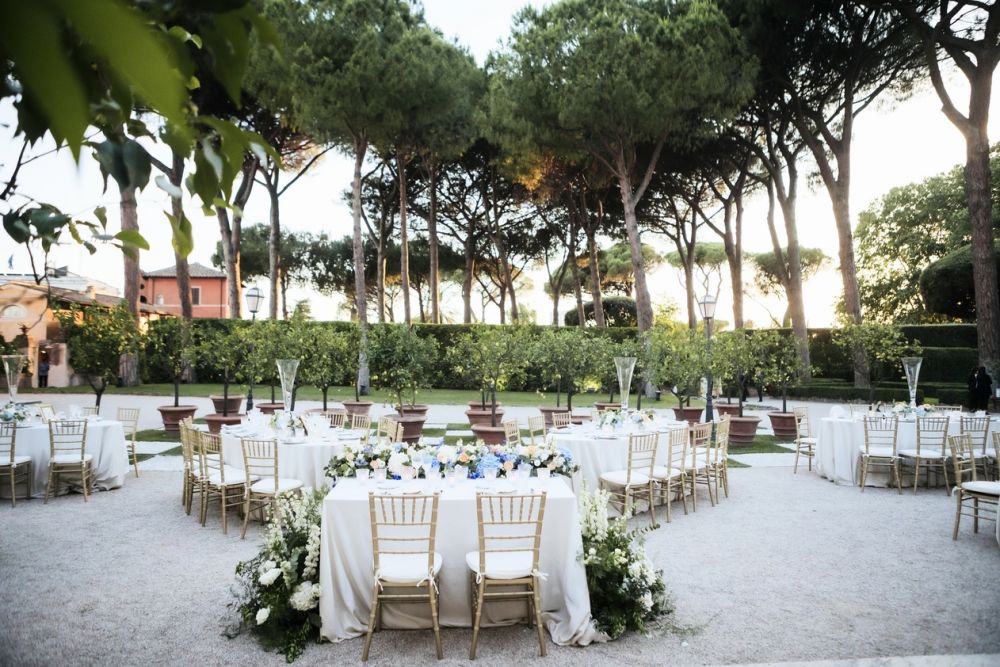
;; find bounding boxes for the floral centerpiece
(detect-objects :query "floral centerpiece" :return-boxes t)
[890,402,927,417]
[323,441,395,478]
[270,411,306,433]
[597,409,624,429]
[0,402,27,423]
[578,486,672,639]
[232,489,326,661]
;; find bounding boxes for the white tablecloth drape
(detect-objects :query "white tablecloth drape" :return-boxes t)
[551,420,687,491]
[814,415,1000,487]
[2,418,128,498]
[220,431,358,490]
[318,477,602,646]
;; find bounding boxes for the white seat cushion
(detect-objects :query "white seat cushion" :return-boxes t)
[0,455,31,467]
[377,552,442,584]
[207,466,256,486]
[962,481,1000,496]
[651,465,683,480]
[898,448,945,459]
[600,469,650,486]
[250,478,303,494]
[860,446,896,458]
[51,454,93,464]
[465,550,534,580]
[798,437,817,444]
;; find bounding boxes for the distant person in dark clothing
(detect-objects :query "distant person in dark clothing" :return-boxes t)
[972,366,993,411]
[38,359,49,388]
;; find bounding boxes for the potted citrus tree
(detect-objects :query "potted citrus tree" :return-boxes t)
[756,330,806,441]
[651,327,705,424]
[452,325,531,441]
[146,318,198,431]
[339,325,371,416]
[57,302,139,409]
[713,330,762,445]
[368,324,438,442]
[832,322,918,405]
[532,328,571,427]
[196,327,247,433]
[299,324,354,411]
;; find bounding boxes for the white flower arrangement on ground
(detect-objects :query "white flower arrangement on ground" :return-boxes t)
[578,486,672,640]
[232,488,326,662]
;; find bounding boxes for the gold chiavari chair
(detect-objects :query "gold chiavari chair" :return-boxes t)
[860,415,901,493]
[375,415,397,444]
[847,404,870,417]
[652,426,688,523]
[599,432,658,527]
[116,407,141,477]
[792,407,817,474]
[239,437,303,539]
[0,421,31,506]
[199,431,255,534]
[502,419,521,446]
[467,491,548,660]
[948,433,999,540]
[352,414,373,443]
[551,411,572,429]
[320,410,348,429]
[899,416,950,494]
[45,419,91,503]
[362,491,443,662]
[960,415,992,479]
[527,415,546,445]
[687,422,715,509]
[179,418,202,515]
[37,403,56,423]
[993,432,1000,481]
[933,404,964,415]
[712,415,732,499]
[81,406,99,416]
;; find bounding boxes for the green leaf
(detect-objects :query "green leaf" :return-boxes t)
[3,212,31,244]
[155,175,183,199]
[94,206,108,229]
[121,139,152,191]
[114,229,150,250]
[166,212,194,258]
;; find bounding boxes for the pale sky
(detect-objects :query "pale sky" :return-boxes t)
[1,0,995,329]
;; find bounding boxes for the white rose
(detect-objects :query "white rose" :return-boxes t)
[258,567,282,586]
[387,452,409,474]
[256,607,270,625]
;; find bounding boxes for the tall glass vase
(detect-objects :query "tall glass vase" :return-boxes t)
[2,355,24,404]
[901,356,922,409]
[613,356,637,411]
[276,359,300,413]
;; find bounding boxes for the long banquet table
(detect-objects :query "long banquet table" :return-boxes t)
[814,412,1000,487]
[1,418,129,498]
[550,419,689,490]
[318,476,601,646]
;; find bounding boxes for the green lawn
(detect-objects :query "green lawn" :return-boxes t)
[33,383,690,409]
[728,434,794,455]
[135,428,180,443]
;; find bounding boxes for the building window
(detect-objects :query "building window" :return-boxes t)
[191,286,201,305]
[1,304,27,319]
[154,294,164,306]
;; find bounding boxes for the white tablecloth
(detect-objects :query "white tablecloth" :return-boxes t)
[319,477,601,646]
[220,430,361,489]
[2,418,129,498]
[551,420,688,491]
[815,415,1000,487]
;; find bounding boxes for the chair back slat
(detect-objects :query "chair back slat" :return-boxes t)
[688,422,713,469]
[959,416,991,455]
[528,415,546,445]
[793,407,811,439]
[241,437,279,489]
[948,433,977,482]
[714,416,732,465]
[626,432,658,483]
[81,406,100,416]
[666,426,688,473]
[117,407,140,439]
[49,419,87,459]
[551,412,572,429]
[200,431,225,482]
[317,410,347,428]
[863,415,898,455]
[502,419,521,445]
[915,416,949,453]
[351,413,371,433]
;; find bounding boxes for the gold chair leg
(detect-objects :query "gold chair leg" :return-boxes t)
[44,466,54,504]
[221,486,229,535]
[859,457,868,492]
[953,490,962,540]
[973,497,980,533]
[429,583,443,659]
[361,581,381,662]
[469,579,486,660]
[912,459,921,495]
[9,468,15,508]
[240,492,252,540]
[533,579,546,657]
[794,446,800,473]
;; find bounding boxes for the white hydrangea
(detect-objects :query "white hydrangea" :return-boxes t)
[256,607,270,625]
[289,580,321,611]
[258,567,282,587]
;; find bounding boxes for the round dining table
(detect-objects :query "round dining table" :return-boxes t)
[219,426,364,489]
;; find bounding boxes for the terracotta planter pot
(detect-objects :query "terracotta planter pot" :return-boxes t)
[673,406,704,424]
[468,400,500,410]
[466,408,505,427]
[714,403,742,418]
[397,404,429,418]
[768,412,798,441]
[157,405,198,433]
[593,401,621,413]
[209,394,244,415]
[204,413,244,434]
[342,400,373,417]
[471,424,507,445]
[570,413,593,425]
[255,402,284,415]
[727,416,761,447]
[539,405,571,428]
[393,414,426,444]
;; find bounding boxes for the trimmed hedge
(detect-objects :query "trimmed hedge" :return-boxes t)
[788,383,924,404]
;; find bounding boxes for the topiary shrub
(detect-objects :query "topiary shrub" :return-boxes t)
[920,241,1000,320]
[564,296,637,327]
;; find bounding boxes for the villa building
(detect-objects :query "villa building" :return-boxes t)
[140,262,229,318]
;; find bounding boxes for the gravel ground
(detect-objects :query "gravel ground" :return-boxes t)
[1,466,998,666]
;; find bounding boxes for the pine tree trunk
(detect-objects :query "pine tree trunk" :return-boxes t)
[267,169,281,321]
[119,184,140,386]
[218,157,256,319]
[614,169,653,333]
[376,225,387,323]
[352,139,370,394]
[397,150,412,325]
[585,225,606,327]
[462,222,474,324]
[428,167,440,324]
[169,152,193,324]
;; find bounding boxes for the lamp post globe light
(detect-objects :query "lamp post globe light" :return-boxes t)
[698,293,717,423]
[245,286,264,411]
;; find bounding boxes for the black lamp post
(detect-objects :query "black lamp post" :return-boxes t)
[245,286,264,411]
[698,293,717,422]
